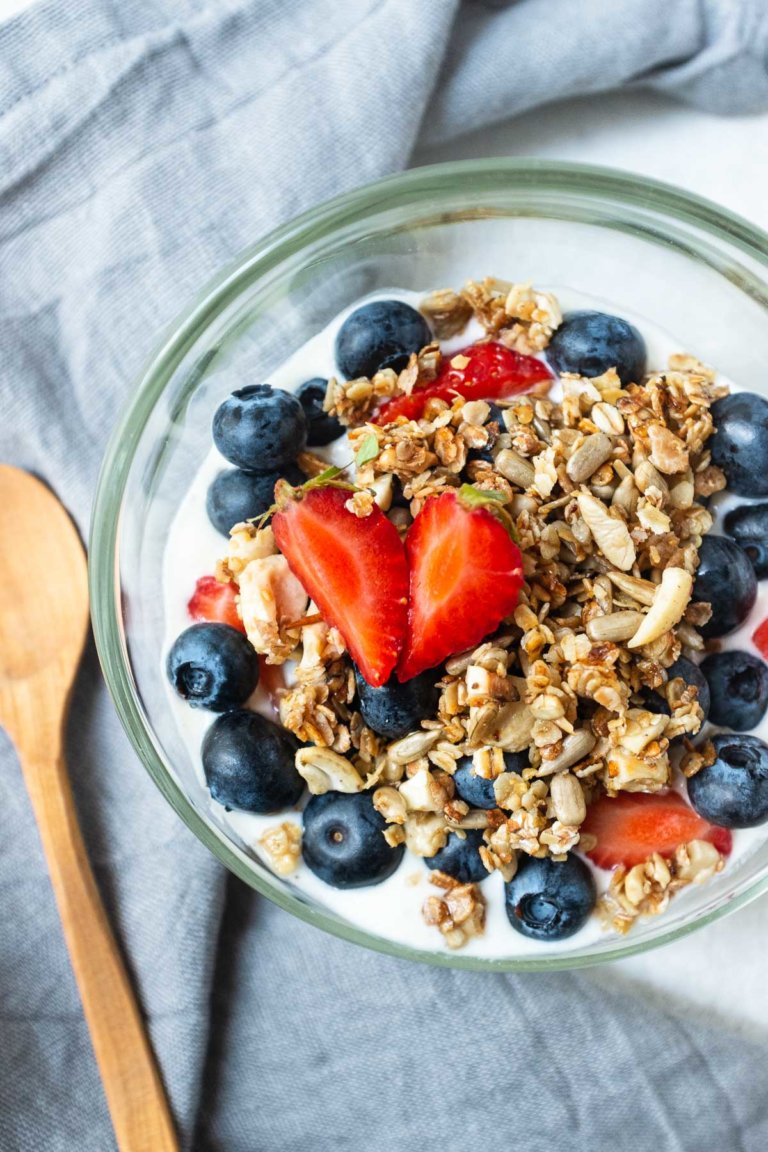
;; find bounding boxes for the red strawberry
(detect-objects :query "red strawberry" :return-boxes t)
[397,487,523,682]
[272,486,408,687]
[753,618,768,660]
[375,342,551,424]
[188,575,244,633]
[582,791,732,871]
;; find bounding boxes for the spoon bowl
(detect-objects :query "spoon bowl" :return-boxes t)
[0,467,88,691]
[0,465,177,1152]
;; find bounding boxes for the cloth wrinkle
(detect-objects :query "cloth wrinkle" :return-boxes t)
[2,1,768,1149]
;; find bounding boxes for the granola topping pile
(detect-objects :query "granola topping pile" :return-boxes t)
[202,278,736,949]
[163,278,768,953]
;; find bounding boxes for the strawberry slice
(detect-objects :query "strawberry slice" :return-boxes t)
[753,618,768,660]
[397,487,524,682]
[188,575,244,633]
[272,486,408,687]
[375,342,551,424]
[582,791,732,871]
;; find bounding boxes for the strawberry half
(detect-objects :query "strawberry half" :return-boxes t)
[272,485,408,687]
[188,575,244,633]
[375,342,551,424]
[397,487,524,682]
[582,791,732,871]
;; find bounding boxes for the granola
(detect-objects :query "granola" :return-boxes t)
[168,278,758,953]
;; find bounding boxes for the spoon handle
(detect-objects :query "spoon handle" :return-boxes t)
[20,741,178,1152]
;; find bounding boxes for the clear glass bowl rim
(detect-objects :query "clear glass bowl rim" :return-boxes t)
[90,157,768,972]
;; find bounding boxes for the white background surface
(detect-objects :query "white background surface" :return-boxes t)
[416,93,768,1038]
[3,0,767,1036]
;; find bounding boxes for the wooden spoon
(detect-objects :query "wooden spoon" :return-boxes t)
[0,466,178,1152]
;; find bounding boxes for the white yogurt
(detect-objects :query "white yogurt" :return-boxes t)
[162,288,768,958]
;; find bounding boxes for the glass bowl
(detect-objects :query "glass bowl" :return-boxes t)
[90,158,768,971]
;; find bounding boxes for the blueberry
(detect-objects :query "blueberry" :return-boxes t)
[505,853,596,941]
[710,393,768,497]
[212,384,307,472]
[670,655,711,721]
[636,685,671,717]
[354,666,440,740]
[693,534,757,638]
[688,733,768,828]
[724,501,768,546]
[453,750,527,809]
[468,401,506,465]
[166,623,259,711]
[206,464,303,536]
[644,656,710,722]
[425,829,487,883]
[335,300,432,380]
[302,791,404,888]
[453,759,496,808]
[201,709,303,812]
[738,539,768,580]
[296,377,343,446]
[700,650,768,731]
[546,310,646,386]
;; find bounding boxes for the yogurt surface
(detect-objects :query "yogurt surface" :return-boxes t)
[162,287,768,958]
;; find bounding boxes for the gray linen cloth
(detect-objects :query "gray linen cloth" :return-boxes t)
[2,1,768,1148]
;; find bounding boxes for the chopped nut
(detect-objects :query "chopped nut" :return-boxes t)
[258,822,301,876]
[627,567,693,649]
[373,786,407,824]
[419,289,473,338]
[648,423,689,474]
[295,747,365,794]
[422,873,486,949]
[399,768,452,813]
[404,812,449,857]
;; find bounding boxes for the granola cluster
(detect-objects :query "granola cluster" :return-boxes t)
[216,280,731,948]
[598,838,724,933]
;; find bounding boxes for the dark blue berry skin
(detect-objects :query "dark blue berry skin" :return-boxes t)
[693,535,757,638]
[166,623,259,711]
[296,377,344,446]
[640,658,713,718]
[505,853,596,941]
[302,792,404,888]
[688,733,768,828]
[453,760,497,808]
[425,830,487,884]
[201,709,303,812]
[700,650,768,731]
[212,384,307,472]
[354,666,440,740]
[335,300,432,380]
[710,393,768,497]
[546,311,646,386]
[469,401,506,465]
[738,539,768,580]
[206,464,303,536]
[671,656,711,721]
[724,501,768,547]
[453,750,528,809]
[637,686,670,717]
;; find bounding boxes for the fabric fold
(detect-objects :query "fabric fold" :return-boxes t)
[1,1,767,1148]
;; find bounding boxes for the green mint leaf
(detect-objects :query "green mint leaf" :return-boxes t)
[355,434,380,469]
[458,483,507,506]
